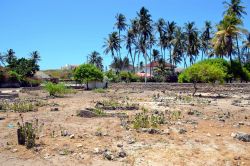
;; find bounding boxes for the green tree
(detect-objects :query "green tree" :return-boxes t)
[200,21,213,60]
[178,62,226,96]
[88,51,103,70]
[184,22,200,66]
[74,64,104,90]
[115,13,127,59]
[137,7,153,83]
[5,49,17,68]
[103,32,120,58]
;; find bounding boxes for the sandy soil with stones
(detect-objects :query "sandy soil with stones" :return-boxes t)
[0,85,250,166]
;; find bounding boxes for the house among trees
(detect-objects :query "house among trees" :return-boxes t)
[137,61,175,77]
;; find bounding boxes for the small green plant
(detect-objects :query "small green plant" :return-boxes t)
[93,88,106,93]
[17,114,43,149]
[171,111,181,120]
[44,82,72,96]
[133,108,150,129]
[92,108,106,116]
[0,100,39,113]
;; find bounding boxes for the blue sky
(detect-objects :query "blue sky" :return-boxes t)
[0,0,249,70]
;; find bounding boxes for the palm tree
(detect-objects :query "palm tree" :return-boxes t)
[166,21,176,69]
[200,21,213,60]
[242,33,250,62]
[147,34,156,76]
[125,29,136,73]
[152,49,160,62]
[172,27,185,67]
[89,51,103,70]
[30,51,41,63]
[184,22,200,66]
[110,57,129,72]
[223,0,247,18]
[137,7,153,83]
[213,15,241,63]
[115,13,127,59]
[5,49,16,68]
[155,18,166,58]
[0,52,6,66]
[103,32,120,58]
[223,0,247,63]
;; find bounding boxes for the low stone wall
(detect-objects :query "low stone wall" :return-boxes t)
[109,83,250,93]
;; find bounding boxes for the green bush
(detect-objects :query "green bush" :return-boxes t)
[8,71,21,83]
[44,82,71,96]
[178,62,226,96]
[74,64,104,89]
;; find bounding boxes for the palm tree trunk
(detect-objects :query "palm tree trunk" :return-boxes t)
[149,48,152,77]
[144,54,147,84]
[236,34,241,65]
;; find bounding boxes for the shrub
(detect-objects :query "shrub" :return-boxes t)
[17,115,43,149]
[21,77,41,87]
[44,82,71,96]
[74,64,104,90]
[105,70,119,82]
[178,62,226,96]
[8,71,21,83]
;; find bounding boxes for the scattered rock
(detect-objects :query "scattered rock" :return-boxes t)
[216,134,221,137]
[93,148,101,154]
[127,138,135,144]
[95,131,103,137]
[11,149,18,153]
[238,122,244,125]
[234,156,241,160]
[232,132,250,142]
[0,117,5,120]
[61,130,69,136]
[103,150,114,160]
[70,134,75,139]
[118,149,127,158]
[76,143,83,148]
[51,107,59,112]
[140,128,161,134]
[77,110,98,118]
[117,143,123,148]
[178,128,187,134]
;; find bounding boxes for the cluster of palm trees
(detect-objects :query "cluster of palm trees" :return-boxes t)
[0,49,41,67]
[101,0,249,83]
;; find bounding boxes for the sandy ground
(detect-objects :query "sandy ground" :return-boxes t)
[0,86,250,166]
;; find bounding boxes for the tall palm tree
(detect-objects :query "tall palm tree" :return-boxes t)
[213,15,241,63]
[137,7,153,83]
[223,0,247,63]
[125,29,137,73]
[166,21,177,68]
[152,49,160,62]
[223,0,247,18]
[0,52,6,66]
[103,32,120,58]
[155,18,166,58]
[88,51,103,70]
[200,21,213,60]
[184,22,200,66]
[172,27,185,67]
[147,34,156,76]
[5,49,16,68]
[30,51,41,63]
[115,14,127,60]
[242,33,250,62]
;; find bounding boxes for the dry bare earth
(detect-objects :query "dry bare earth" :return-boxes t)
[0,84,250,166]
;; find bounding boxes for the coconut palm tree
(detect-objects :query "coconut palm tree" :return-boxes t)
[137,7,153,83]
[0,52,6,66]
[147,34,156,76]
[155,18,166,58]
[184,22,200,66]
[166,21,177,68]
[152,49,160,62]
[213,15,241,63]
[200,21,213,60]
[115,13,127,59]
[172,27,185,67]
[103,32,120,59]
[224,0,247,63]
[5,49,16,68]
[30,51,41,63]
[223,0,247,18]
[242,33,250,62]
[88,51,103,70]
[125,29,136,72]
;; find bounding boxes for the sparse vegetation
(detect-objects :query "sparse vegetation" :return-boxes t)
[44,82,73,96]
